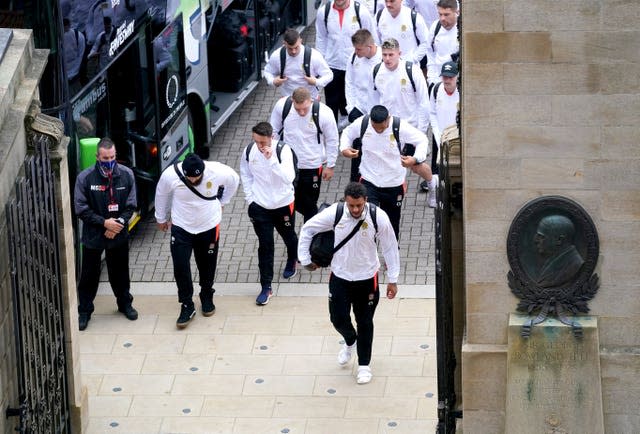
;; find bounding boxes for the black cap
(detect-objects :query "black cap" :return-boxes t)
[182,153,205,177]
[440,61,458,77]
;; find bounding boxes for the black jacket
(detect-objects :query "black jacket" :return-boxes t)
[74,162,137,249]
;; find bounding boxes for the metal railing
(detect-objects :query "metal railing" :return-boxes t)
[5,137,70,433]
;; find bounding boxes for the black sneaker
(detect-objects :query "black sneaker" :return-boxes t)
[78,313,91,331]
[176,303,196,329]
[118,305,139,321]
[200,297,215,317]
[419,180,430,192]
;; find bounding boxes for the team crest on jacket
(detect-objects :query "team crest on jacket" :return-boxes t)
[401,24,407,32]
[362,222,369,230]
[206,181,212,189]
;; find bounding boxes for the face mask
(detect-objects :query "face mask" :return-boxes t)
[99,160,117,172]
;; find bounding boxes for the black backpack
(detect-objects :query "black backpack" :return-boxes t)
[324,0,361,28]
[352,115,402,153]
[430,81,442,100]
[350,115,413,179]
[373,61,416,92]
[431,21,442,51]
[245,140,299,185]
[278,97,323,144]
[280,45,312,78]
[376,8,419,45]
[310,202,378,267]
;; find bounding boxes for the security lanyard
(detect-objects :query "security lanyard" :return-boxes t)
[107,172,115,204]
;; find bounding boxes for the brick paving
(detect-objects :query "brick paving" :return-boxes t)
[102,27,436,290]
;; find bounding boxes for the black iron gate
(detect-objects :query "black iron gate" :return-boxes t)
[5,138,71,433]
[435,141,462,434]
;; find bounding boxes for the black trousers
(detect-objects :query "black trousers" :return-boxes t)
[361,179,404,240]
[248,202,298,287]
[347,110,365,182]
[324,68,347,120]
[431,132,439,175]
[78,243,132,315]
[329,273,380,366]
[295,168,322,222]
[170,224,219,306]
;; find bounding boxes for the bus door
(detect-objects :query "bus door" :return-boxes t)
[70,16,188,217]
[152,15,189,172]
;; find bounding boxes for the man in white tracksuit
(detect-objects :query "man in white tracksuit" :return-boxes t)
[298,182,400,385]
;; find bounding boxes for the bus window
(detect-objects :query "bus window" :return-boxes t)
[154,16,186,140]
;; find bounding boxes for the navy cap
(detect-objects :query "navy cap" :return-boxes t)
[440,61,459,77]
[182,153,205,177]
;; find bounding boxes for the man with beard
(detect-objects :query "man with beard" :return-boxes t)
[155,153,239,328]
[297,182,399,384]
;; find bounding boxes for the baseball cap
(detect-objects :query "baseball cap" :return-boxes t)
[182,153,205,177]
[440,61,459,77]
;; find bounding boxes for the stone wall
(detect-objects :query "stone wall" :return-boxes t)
[460,0,640,432]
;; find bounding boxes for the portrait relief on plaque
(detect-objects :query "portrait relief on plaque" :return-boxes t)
[506,196,600,337]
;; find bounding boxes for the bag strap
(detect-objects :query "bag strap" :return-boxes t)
[405,61,416,92]
[173,163,218,201]
[431,21,442,51]
[279,97,293,139]
[369,203,378,232]
[372,62,381,90]
[333,202,344,228]
[411,9,419,45]
[359,115,369,140]
[431,81,442,100]
[324,0,332,28]
[311,101,322,144]
[303,45,312,77]
[391,116,402,153]
[332,202,364,253]
[279,47,286,78]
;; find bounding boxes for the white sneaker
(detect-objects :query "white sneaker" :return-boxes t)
[427,174,438,208]
[338,342,356,365]
[356,365,372,384]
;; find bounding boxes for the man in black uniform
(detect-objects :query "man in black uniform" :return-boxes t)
[74,137,138,331]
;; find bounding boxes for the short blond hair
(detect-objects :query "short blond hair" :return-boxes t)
[381,38,400,50]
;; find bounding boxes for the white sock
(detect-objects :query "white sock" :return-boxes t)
[428,176,438,190]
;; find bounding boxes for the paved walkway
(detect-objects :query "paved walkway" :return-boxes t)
[84,284,437,433]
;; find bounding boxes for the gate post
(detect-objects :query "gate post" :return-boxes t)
[24,101,89,433]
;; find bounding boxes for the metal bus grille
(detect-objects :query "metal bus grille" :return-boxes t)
[6,138,70,433]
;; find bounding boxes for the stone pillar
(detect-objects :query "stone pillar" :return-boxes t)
[460,0,640,431]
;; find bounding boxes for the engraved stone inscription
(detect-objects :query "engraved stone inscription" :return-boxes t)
[505,314,604,433]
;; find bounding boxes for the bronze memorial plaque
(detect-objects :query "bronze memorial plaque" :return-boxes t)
[506,196,599,338]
